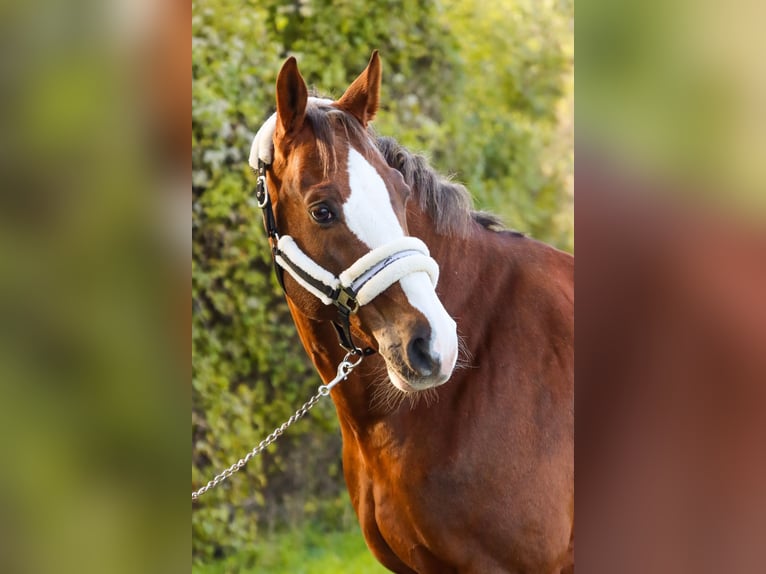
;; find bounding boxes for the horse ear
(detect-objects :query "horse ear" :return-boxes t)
[336,50,381,127]
[275,56,308,141]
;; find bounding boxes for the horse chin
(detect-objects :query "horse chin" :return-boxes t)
[386,366,450,394]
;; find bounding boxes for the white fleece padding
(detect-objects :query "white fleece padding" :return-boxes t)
[337,237,439,305]
[248,113,277,169]
[353,255,439,306]
[338,237,433,286]
[248,97,334,169]
[276,234,439,308]
[275,236,340,305]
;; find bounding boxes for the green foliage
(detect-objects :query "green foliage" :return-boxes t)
[192,0,573,565]
[192,523,386,573]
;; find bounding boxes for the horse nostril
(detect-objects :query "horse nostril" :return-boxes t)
[407,335,439,377]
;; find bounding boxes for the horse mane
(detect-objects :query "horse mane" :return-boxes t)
[305,100,508,238]
[374,136,507,237]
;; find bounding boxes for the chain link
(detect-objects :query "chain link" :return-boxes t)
[192,353,362,501]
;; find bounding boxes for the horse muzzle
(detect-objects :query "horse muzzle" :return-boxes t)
[375,276,459,392]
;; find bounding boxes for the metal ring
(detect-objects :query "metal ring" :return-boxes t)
[256,175,269,208]
[343,351,365,368]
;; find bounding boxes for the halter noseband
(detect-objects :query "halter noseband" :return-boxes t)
[255,159,439,355]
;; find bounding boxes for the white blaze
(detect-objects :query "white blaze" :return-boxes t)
[344,149,458,383]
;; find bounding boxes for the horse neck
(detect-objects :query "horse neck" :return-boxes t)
[405,206,483,290]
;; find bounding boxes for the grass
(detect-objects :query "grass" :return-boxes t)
[193,527,388,574]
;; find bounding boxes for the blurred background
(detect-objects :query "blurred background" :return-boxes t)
[577,0,766,572]
[191,0,573,571]
[0,1,189,574]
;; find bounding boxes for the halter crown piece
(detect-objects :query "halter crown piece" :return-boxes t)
[249,101,440,355]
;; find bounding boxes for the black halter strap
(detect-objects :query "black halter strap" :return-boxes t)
[256,160,374,356]
[255,160,285,291]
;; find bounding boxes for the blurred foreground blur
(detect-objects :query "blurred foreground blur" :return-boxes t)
[0,1,188,572]
[577,0,766,571]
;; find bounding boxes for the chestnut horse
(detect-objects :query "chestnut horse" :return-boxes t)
[249,52,574,573]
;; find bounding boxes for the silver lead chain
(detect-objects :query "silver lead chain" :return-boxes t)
[192,352,363,501]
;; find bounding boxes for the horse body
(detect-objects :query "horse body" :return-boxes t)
[252,52,573,573]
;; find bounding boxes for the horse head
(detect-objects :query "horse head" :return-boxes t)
[250,52,458,392]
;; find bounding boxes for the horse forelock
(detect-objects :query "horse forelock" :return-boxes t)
[303,102,377,179]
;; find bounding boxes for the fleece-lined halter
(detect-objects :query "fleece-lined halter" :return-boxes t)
[249,100,440,354]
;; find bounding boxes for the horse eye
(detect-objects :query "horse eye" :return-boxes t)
[310,204,335,224]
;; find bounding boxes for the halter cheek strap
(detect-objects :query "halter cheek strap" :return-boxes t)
[255,159,440,354]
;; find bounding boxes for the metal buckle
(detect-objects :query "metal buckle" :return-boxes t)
[256,161,270,208]
[335,289,358,315]
[256,174,269,208]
